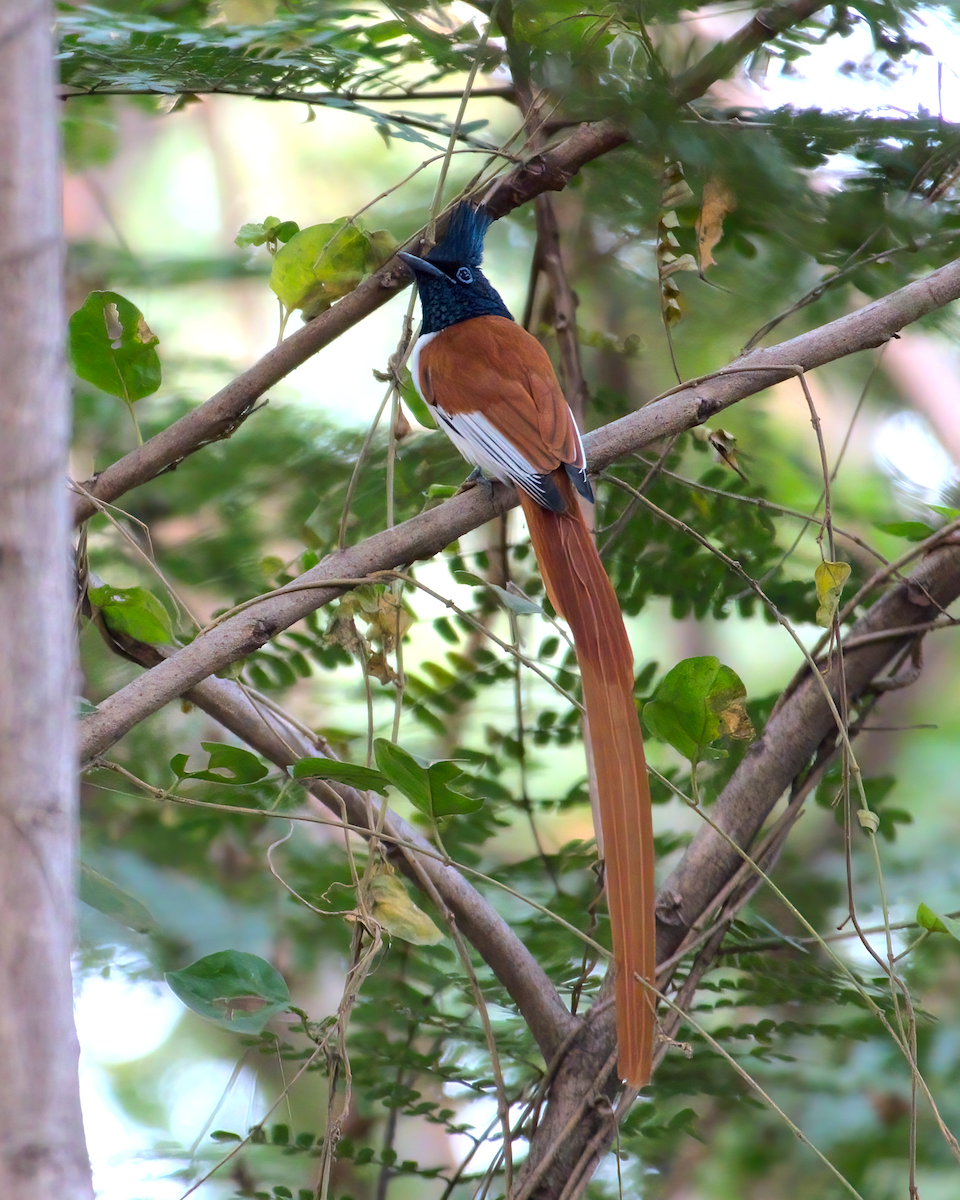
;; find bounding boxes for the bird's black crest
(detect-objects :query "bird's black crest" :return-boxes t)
[427,202,493,267]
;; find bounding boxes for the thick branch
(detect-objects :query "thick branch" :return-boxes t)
[79,254,960,763]
[71,117,630,526]
[656,539,960,959]
[534,193,589,430]
[671,0,827,105]
[0,1,92,1194]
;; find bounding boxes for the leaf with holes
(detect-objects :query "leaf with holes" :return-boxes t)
[643,656,749,765]
[68,290,161,401]
[165,950,290,1033]
[170,742,269,785]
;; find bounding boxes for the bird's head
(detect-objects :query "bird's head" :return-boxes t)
[398,202,513,334]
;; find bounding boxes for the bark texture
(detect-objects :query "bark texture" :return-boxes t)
[0,3,92,1195]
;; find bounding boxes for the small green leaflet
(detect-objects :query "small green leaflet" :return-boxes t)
[292,757,390,794]
[68,290,161,402]
[643,655,751,765]
[88,584,173,645]
[235,215,300,248]
[165,950,290,1033]
[916,903,960,941]
[488,584,542,615]
[171,742,269,785]
[293,743,482,819]
[875,521,935,542]
[270,219,397,318]
[79,863,157,934]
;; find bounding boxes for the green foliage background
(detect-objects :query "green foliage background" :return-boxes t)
[66,1,960,1197]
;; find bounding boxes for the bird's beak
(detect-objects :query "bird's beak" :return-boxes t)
[397,250,446,280]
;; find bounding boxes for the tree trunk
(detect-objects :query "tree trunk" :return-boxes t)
[0,2,92,1194]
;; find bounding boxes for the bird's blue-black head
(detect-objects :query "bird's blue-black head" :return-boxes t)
[398,202,513,334]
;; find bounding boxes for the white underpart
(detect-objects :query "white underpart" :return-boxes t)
[408,331,555,506]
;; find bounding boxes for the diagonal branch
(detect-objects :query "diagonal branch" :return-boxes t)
[670,0,828,105]
[71,0,842,531]
[94,635,576,1063]
[78,253,960,764]
[71,117,630,526]
[512,541,960,1199]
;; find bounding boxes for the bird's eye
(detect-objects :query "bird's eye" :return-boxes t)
[455,266,473,284]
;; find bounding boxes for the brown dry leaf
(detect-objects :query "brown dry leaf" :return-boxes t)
[393,403,412,440]
[718,698,755,741]
[363,592,412,650]
[697,178,737,271]
[707,428,748,482]
[325,614,363,656]
[366,650,398,685]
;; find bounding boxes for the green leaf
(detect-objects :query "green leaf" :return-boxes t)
[875,521,935,542]
[210,1130,243,1143]
[400,376,435,430]
[292,756,390,793]
[916,903,960,941]
[79,863,157,934]
[165,950,290,1033]
[235,217,300,248]
[171,742,269,785]
[270,219,397,317]
[88,583,173,645]
[374,739,482,818]
[235,221,271,248]
[68,290,161,402]
[928,505,959,520]
[643,656,748,765]
[488,584,542,615]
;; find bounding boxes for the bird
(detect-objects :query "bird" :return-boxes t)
[398,202,655,1087]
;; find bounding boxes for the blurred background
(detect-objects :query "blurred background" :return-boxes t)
[67,2,960,1197]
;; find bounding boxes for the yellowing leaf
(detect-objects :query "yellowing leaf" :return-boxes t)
[365,866,443,945]
[270,219,397,318]
[696,178,737,271]
[814,560,852,627]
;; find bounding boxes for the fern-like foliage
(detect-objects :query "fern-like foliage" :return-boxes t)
[58,2,501,146]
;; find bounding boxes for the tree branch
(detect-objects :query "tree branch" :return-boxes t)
[71,117,630,526]
[670,0,828,105]
[78,254,960,763]
[512,540,960,1197]
[93,634,575,1062]
[655,538,960,960]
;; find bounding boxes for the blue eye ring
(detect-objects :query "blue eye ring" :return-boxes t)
[455,266,474,284]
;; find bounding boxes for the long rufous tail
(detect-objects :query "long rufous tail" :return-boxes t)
[519,472,655,1086]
